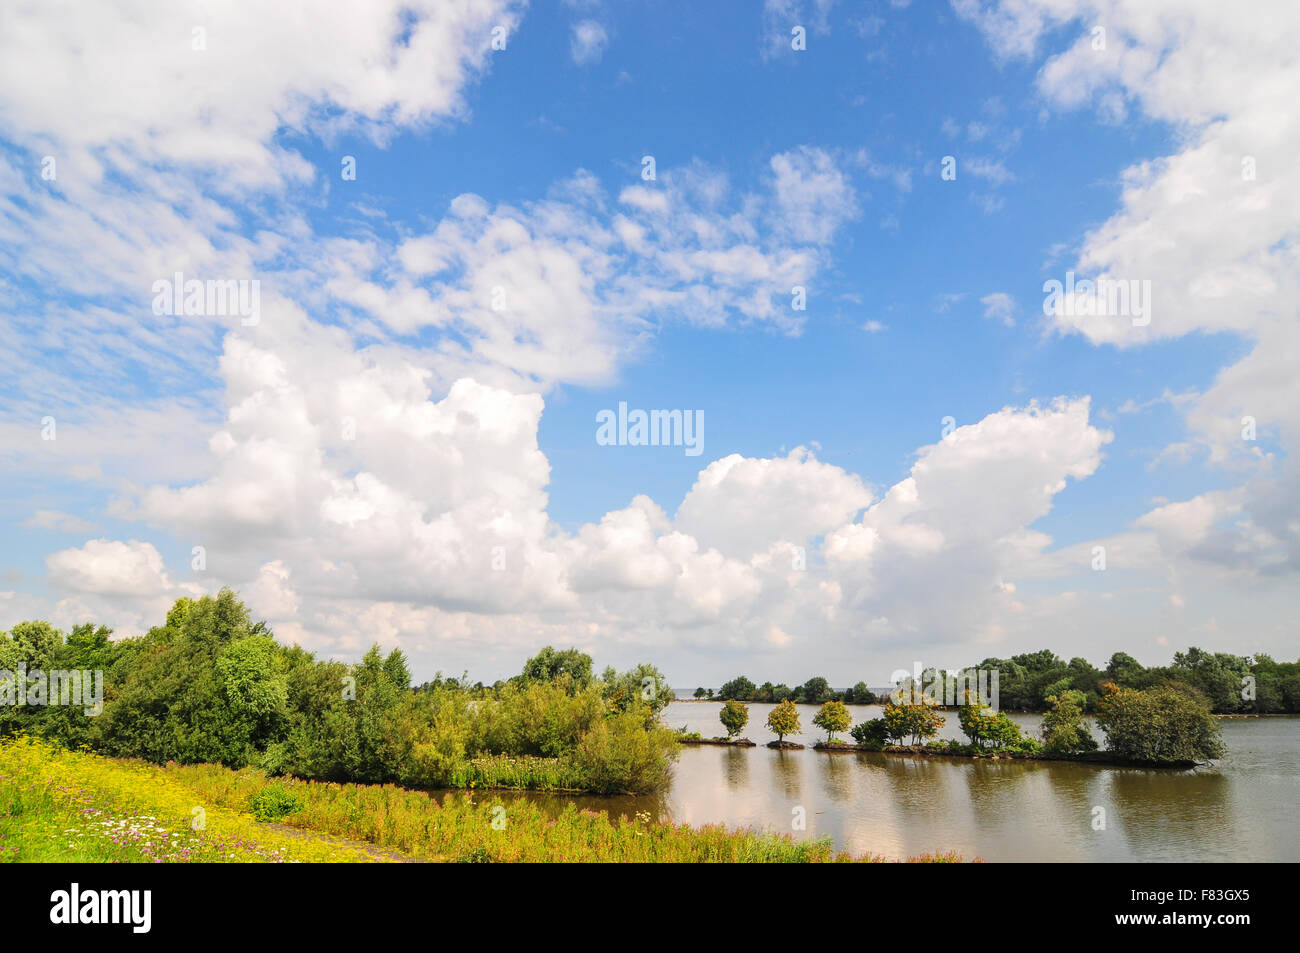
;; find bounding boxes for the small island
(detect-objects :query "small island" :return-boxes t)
[685,685,1226,769]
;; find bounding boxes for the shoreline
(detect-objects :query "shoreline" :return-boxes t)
[807,740,1198,769]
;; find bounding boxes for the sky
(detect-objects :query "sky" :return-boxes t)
[0,0,1296,687]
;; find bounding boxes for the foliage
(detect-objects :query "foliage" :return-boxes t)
[0,591,682,796]
[799,677,832,705]
[843,682,877,704]
[766,699,801,742]
[956,692,1023,750]
[520,646,593,692]
[881,697,946,746]
[812,700,851,742]
[1039,691,1098,754]
[718,676,757,701]
[248,785,303,821]
[719,699,749,739]
[849,717,889,747]
[1095,683,1226,763]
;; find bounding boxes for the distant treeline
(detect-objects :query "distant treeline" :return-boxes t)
[0,591,680,794]
[699,647,1300,714]
[693,677,878,705]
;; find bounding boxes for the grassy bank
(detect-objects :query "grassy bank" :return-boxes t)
[1,737,966,863]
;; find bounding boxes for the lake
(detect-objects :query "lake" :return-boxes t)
[490,701,1300,862]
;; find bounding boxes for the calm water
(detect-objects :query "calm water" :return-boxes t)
[491,701,1300,862]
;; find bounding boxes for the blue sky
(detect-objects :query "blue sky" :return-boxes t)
[0,0,1295,684]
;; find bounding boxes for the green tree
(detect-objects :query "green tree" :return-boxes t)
[812,700,851,742]
[719,699,749,739]
[521,646,593,691]
[849,717,888,747]
[799,676,831,705]
[882,697,945,746]
[843,681,877,705]
[957,691,1023,750]
[718,675,756,701]
[1,620,63,668]
[601,663,674,715]
[1040,690,1098,754]
[1095,683,1226,763]
[766,698,801,743]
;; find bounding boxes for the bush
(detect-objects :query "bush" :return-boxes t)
[248,785,303,821]
[882,697,945,745]
[1040,691,1098,754]
[850,718,888,747]
[1096,683,1225,763]
[568,709,681,794]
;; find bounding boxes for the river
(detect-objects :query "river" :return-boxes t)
[489,701,1300,861]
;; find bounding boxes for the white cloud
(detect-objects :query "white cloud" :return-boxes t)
[980,292,1017,326]
[46,539,178,597]
[959,0,1300,589]
[22,510,95,534]
[570,20,609,65]
[768,147,860,245]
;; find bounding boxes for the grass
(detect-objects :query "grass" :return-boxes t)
[1,736,969,863]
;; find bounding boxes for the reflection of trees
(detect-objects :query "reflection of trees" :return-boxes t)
[814,751,853,803]
[723,745,749,790]
[959,759,1104,860]
[771,748,803,800]
[1106,766,1234,860]
[872,753,957,821]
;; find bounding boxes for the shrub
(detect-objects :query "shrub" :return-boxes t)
[568,709,680,794]
[1040,691,1098,754]
[248,785,303,821]
[1096,683,1225,763]
[882,697,945,745]
[849,718,888,747]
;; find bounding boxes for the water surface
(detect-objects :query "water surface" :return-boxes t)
[491,702,1300,861]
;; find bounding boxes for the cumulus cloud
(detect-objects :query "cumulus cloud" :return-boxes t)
[46,539,181,597]
[959,0,1300,585]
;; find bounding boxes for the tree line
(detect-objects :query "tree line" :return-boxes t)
[0,591,680,794]
[695,675,878,705]
[698,646,1300,713]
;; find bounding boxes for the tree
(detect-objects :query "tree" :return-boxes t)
[718,675,756,701]
[719,699,749,739]
[844,682,877,705]
[1095,683,1225,763]
[766,699,801,743]
[601,663,675,715]
[882,697,945,746]
[521,646,593,691]
[1,620,64,668]
[850,717,888,747]
[799,676,831,705]
[1106,651,1144,685]
[957,691,1024,750]
[693,687,706,699]
[812,700,851,742]
[1040,690,1098,754]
